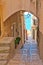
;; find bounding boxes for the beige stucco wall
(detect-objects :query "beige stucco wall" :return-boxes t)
[1,0,30,22]
[39,31,43,61]
[0,6,1,36]
[39,0,43,61]
[1,0,20,21]
[39,0,43,33]
[0,5,4,37]
[3,11,21,37]
[29,0,36,15]
[3,11,23,48]
[20,0,30,11]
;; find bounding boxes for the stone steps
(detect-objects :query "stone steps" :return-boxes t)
[0,43,10,65]
[0,43,10,47]
[0,47,10,50]
[0,50,9,53]
[0,53,9,60]
[0,61,7,65]
[0,44,10,53]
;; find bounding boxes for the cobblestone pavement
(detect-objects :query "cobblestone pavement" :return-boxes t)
[7,38,43,65]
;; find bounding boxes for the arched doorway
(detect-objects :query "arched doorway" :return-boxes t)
[23,12,38,42]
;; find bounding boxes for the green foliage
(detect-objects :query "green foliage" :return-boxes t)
[15,37,21,44]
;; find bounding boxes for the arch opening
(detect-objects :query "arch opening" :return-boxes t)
[23,11,38,42]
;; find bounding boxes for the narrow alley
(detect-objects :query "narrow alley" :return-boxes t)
[7,37,43,65]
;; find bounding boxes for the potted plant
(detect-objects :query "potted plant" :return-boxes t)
[15,37,21,48]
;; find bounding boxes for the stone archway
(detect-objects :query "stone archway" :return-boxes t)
[23,11,38,42]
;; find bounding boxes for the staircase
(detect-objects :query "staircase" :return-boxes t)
[0,37,14,65]
[0,42,10,65]
[0,37,43,65]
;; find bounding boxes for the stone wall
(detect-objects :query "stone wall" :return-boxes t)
[29,0,43,61]
[29,0,36,15]
[3,11,22,38]
[1,0,20,21]
[2,10,25,48]
[38,0,43,61]
[39,31,43,61]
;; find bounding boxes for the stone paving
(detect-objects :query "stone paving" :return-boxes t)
[7,38,43,65]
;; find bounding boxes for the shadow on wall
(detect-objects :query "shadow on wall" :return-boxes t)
[39,31,43,61]
[3,11,21,37]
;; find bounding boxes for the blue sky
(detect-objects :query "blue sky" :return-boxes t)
[24,13,32,30]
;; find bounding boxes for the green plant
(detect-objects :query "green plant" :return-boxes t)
[15,37,21,48]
